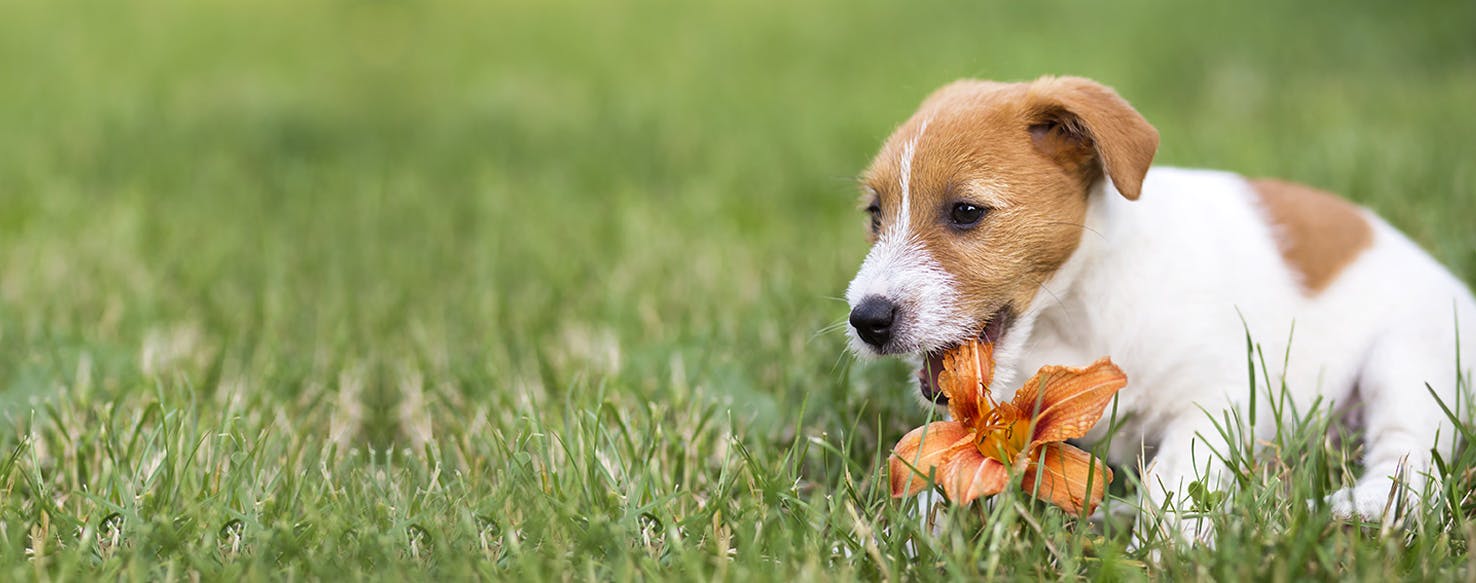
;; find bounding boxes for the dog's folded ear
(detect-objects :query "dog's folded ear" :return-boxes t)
[1026,77,1159,200]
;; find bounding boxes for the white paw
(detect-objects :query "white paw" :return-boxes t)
[1325,483,1406,524]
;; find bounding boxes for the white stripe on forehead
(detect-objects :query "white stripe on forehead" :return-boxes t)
[892,118,930,240]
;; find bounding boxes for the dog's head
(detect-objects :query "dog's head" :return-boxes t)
[844,77,1158,396]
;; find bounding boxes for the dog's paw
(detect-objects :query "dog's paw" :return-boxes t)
[1324,483,1406,525]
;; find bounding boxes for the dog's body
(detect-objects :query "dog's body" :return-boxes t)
[1000,167,1473,522]
[845,77,1474,531]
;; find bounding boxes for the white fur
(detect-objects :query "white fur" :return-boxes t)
[896,119,929,233]
[855,166,1476,537]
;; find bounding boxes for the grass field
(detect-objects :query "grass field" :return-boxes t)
[2,0,1475,579]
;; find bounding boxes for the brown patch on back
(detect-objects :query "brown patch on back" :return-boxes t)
[1251,178,1373,293]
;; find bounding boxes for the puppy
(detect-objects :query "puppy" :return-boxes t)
[844,76,1474,537]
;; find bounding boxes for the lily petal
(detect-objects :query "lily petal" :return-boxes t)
[1020,442,1114,514]
[941,340,995,425]
[888,421,975,497]
[1011,357,1128,448]
[939,449,1009,504]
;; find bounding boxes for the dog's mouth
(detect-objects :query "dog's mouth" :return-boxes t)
[917,305,1015,406]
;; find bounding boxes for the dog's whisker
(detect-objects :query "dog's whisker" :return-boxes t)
[811,319,853,343]
[1022,272,1075,327]
[829,347,858,377]
[1039,221,1107,242]
[816,319,850,333]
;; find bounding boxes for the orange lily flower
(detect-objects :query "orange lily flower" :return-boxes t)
[888,340,1127,514]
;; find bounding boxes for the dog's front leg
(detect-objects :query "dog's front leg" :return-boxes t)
[912,487,947,536]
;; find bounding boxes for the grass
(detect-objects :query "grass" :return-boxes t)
[1,0,1474,579]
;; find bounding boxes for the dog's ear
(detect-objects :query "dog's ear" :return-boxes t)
[1026,77,1159,200]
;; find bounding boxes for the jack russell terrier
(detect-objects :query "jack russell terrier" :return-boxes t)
[844,76,1473,535]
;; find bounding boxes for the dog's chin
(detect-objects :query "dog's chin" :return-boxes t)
[846,333,891,360]
[915,305,1015,406]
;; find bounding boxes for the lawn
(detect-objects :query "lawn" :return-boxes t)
[2,0,1474,579]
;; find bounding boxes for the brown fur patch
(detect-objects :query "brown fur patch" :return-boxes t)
[1251,178,1373,293]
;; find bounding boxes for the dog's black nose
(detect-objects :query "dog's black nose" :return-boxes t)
[849,295,897,348]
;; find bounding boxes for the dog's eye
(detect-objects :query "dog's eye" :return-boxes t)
[949,202,987,228]
[866,203,881,233]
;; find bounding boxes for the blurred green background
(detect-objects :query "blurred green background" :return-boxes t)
[1,0,1473,578]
